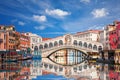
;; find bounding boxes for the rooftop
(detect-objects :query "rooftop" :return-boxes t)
[76,30,101,35]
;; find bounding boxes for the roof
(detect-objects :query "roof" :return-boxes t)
[42,38,51,41]
[76,30,101,35]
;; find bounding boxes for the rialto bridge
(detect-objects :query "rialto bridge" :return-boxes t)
[34,34,103,57]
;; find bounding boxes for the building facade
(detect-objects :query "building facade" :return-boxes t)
[99,30,106,50]
[24,32,42,52]
[104,24,115,50]
[104,21,120,50]
[0,30,6,51]
[116,21,120,49]
[0,25,16,51]
[74,30,101,42]
[0,25,30,51]
[19,33,30,51]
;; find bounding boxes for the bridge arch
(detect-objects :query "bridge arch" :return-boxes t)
[73,40,77,45]
[88,43,92,49]
[46,46,89,59]
[79,41,82,47]
[83,42,87,48]
[54,41,58,46]
[39,44,43,50]
[34,46,38,51]
[59,40,63,45]
[44,43,48,49]
[49,42,53,48]
[93,45,97,50]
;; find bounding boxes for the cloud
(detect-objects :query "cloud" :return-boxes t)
[11,19,17,23]
[33,15,47,22]
[88,25,104,30]
[18,21,25,26]
[45,9,71,17]
[34,26,46,30]
[80,0,90,3]
[91,8,109,18]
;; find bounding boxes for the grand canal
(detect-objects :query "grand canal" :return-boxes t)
[0,58,120,80]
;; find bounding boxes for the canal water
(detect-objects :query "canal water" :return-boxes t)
[0,58,120,80]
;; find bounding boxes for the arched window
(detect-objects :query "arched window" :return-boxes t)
[34,46,38,51]
[54,41,58,46]
[79,41,82,47]
[39,45,43,49]
[84,42,87,48]
[44,63,48,68]
[73,40,77,45]
[98,46,102,51]
[88,44,92,49]
[54,66,58,71]
[59,40,63,45]
[59,67,63,72]
[49,64,53,69]
[73,67,77,72]
[49,42,53,48]
[79,66,82,71]
[44,43,48,49]
[93,45,97,50]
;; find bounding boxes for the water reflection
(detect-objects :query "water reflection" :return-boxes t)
[48,48,88,66]
[0,58,120,80]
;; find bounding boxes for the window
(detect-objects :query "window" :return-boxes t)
[79,41,82,47]
[54,41,58,46]
[84,42,87,48]
[39,45,43,49]
[73,40,77,45]
[44,43,48,48]
[93,45,97,50]
[88,44,92,49]
[59,40,63,45]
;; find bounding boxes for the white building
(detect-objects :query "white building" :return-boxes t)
[99,30,106,50]
[24,32,42,52]
[74,30,101,42]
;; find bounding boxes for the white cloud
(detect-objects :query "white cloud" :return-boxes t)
[18,21,25,26]
[11,19,17,23]
[80,0,90,3]
[88,25,103,30]
[33,15,46,22]
[34,26,46,30]
[91,8,109,18]
[45,9,71,17]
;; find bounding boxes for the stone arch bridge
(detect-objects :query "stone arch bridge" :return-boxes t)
[33,34,103,58]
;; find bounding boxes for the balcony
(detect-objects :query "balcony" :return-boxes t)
[0,38,3,43]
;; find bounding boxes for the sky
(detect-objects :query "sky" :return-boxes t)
[0,0,120,38]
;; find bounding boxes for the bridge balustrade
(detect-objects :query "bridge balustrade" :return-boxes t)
[41,44,99,52]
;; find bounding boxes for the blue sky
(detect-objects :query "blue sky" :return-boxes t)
[0,0,120,37]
